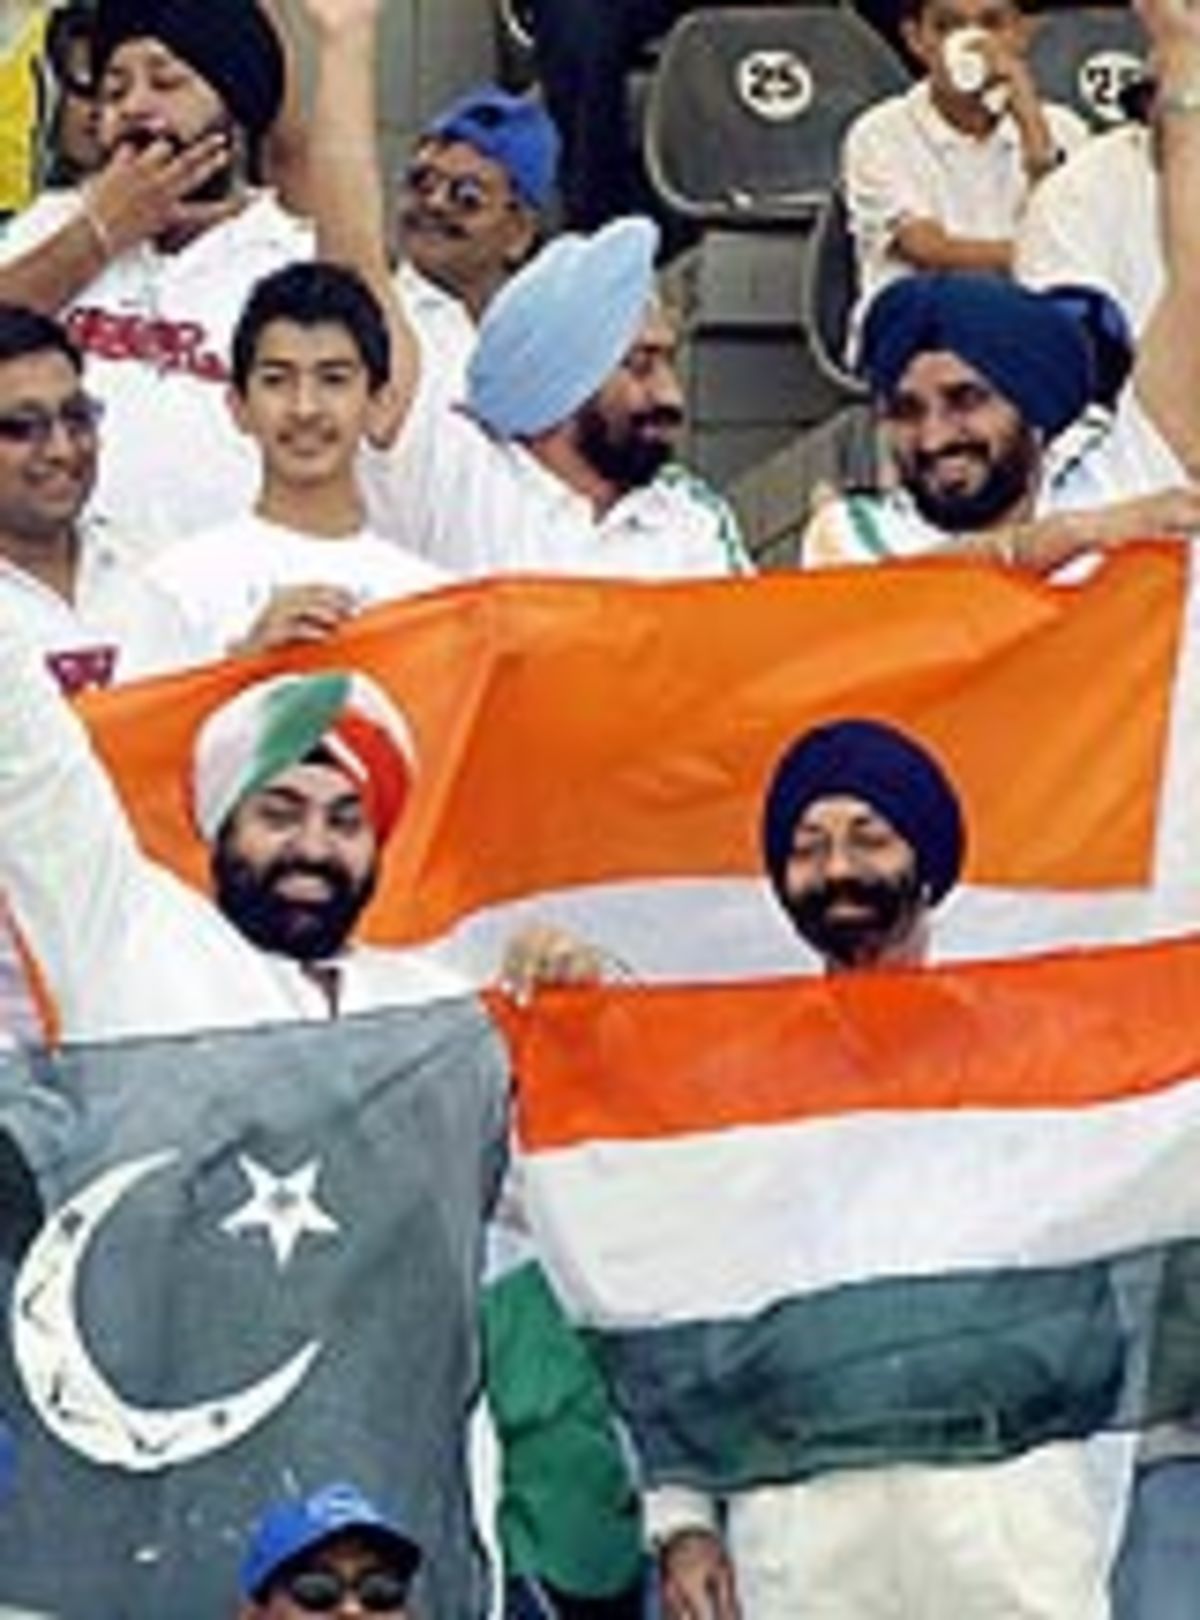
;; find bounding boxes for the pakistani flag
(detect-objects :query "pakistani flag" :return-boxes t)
[0,998,509,1620]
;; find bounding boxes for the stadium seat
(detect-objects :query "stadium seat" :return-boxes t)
[644,6,910,224]
[800,184,868,400]
[1027,7,1147,129]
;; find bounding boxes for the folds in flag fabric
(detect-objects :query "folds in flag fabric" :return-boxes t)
[76,549,1194,980]
[0,999,508,1620]
[510,937,1200,1491]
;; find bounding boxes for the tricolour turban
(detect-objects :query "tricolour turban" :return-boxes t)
[466,214,658,439]
[191,670,417,846]
[91,0,286,139]
[858,273,1094,440]
[761,717,966,907]
[425,84,560,212]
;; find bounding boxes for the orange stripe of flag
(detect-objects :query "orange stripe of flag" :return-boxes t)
[510,932,1200,1151]
[79,554,1184,946]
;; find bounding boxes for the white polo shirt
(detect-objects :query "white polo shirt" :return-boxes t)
[843,81,1088,321]
[362,363,749,580]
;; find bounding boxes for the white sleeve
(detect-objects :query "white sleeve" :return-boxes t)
[0,189,86,263]
[642,1483,721,1545]
[0,613,147,1011]
[1016,152,1106,294]
[843,101,933,247]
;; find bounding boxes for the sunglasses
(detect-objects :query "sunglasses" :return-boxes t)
[278,1566,410,1612]
[403,161,503,215]
[0,395,104,445]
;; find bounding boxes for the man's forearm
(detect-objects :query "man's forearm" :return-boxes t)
[0,204,110,314]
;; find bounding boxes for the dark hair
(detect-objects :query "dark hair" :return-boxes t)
[230,261,391,393]
[0,304,83,372]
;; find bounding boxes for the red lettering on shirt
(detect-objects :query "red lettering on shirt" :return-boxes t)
[66,306,230,382]
[44,645,117,695]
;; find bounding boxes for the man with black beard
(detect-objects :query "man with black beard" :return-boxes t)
[802,272,1200,574]
[0,654,462,1040]
[649,716,1116,1620]
[301,0,748,580]
[360,211,748,579]
[0,0,318,563]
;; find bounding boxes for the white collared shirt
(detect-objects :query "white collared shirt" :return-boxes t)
[362,361,749,580]
[843,81,1088,320]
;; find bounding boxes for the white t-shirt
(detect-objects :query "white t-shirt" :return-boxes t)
[1015,122,1161,337]
[143,511,450,666]
[0,189,313,560]
[0,527,192,1044]
[843,81,1088,322]
[363,363,749,580]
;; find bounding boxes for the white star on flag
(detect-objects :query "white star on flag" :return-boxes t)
[221,1154,340,1269]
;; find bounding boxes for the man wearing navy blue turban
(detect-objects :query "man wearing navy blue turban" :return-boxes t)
[760,714,965,969]
[650,715,1120,1619]
[801,264,1200,573]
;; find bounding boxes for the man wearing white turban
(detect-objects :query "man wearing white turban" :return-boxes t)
[0,645,459,1042]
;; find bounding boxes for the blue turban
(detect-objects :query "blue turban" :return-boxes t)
[761,718,966,906]
[426,84,560,212]
[467,215,658,439]
[859,273,1094,440]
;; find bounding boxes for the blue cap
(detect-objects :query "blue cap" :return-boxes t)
[467,214,659,438]
[239,1482,422,1600]
[425,83,561,211]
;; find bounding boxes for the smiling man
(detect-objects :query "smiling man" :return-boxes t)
[303,0,748,582]
[802,272,1200,573]
[648,715,1116,1620]
[396,84,559,333]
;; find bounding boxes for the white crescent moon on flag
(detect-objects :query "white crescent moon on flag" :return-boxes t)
[9,1150,322,1472]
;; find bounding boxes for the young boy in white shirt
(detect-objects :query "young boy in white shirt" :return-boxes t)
[144,259,448,666]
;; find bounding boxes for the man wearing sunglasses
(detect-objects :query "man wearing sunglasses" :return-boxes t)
[239,1482,420,1618]
[395,83,560,376]
[0,298,185,690]
[308,0,747,584]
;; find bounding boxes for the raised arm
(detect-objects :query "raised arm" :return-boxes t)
[257,0,314,214]
[1132,0,1200,472]
[301,0,420,444]
[0,615,147,1018]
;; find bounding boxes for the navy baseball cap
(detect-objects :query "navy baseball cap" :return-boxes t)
[240,1482,422,1600]
[424,84,560,210]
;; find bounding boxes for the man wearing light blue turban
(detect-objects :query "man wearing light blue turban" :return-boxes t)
[306,0,748,583]
[362,205,749,579]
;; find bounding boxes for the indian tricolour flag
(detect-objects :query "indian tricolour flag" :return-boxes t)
[77,545,1200,982]
[64,547,1200,1488]
[508,939,1200,1485]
